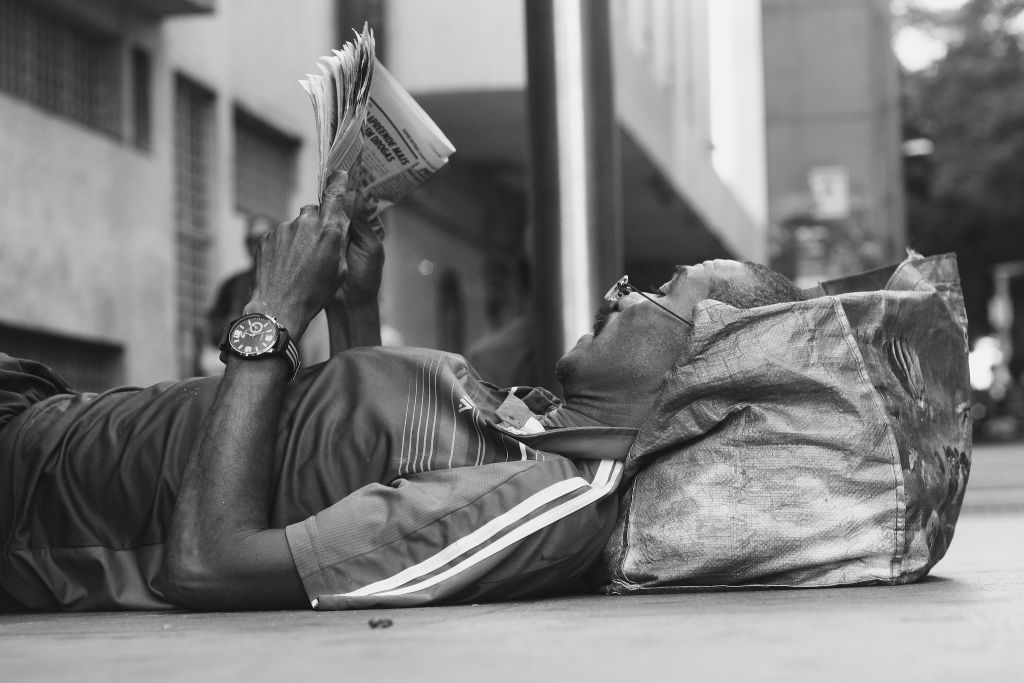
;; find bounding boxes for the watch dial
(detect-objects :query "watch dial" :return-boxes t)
[229,316,279,356]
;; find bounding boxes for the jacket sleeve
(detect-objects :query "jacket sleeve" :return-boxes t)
[284,457,621,610]
[0,354,72,432]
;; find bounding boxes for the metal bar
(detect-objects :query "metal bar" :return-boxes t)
[524,0,622,394]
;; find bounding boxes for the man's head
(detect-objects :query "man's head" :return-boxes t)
[555,259,804,421]
[703,260,807,310]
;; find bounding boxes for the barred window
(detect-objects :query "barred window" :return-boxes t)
[0,0,121,136]
[234,109,300,224]
[0,323,124,392]
[174,75,216,378]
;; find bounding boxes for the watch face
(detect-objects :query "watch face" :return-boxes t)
[228,315,279,356]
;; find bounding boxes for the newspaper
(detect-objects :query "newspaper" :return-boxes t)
[300,25,456,212]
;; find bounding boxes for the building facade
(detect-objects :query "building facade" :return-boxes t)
[0,0,339,387]
[0,0,769,388]
[762,0,906,287]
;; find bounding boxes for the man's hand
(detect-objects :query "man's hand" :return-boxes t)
[325,195,386,353]
[335,196,385,307]
[246,171,351,341]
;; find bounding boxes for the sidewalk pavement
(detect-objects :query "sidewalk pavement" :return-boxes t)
[2,444,1023,683]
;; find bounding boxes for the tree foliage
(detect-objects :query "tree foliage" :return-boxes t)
[901,0,1024,339]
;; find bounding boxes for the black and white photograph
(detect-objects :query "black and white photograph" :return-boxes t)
[1,0,1021,680]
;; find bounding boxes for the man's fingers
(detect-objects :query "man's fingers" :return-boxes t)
[319,171,350,226]
[349,214,385,249]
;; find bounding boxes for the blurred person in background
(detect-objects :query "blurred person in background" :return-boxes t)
[206,214,276,349]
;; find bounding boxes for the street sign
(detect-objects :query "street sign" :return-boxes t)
[808,165,850,220]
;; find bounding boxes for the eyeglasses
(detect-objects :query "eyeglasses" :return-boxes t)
[604,275,693,327]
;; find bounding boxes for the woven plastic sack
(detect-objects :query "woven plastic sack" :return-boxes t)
[597,253,971,591]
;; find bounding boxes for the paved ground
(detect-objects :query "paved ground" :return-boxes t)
[2,443,1023,682]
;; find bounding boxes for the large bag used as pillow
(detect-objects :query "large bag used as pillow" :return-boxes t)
[596,253,970,591]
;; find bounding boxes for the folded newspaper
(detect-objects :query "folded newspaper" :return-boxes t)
[300,25,456,213]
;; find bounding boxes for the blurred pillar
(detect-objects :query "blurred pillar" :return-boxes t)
[524,0,622,394]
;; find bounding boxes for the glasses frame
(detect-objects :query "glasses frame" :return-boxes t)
[604,275,694,328]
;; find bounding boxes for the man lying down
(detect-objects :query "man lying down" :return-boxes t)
[0,176,806,611]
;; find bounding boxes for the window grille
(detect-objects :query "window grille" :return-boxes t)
[234,109,299,223]
[0,323,125,392]
[174,75,215,378]
[0,0,121,135]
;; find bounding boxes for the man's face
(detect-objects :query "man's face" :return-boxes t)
[556,259,751,396]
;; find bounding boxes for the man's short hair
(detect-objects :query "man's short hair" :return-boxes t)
[707,261,806,309]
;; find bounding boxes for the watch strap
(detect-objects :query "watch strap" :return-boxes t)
[280,335,301,382]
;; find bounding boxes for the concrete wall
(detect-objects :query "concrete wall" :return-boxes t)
[387,0,525,92]
[709,0,768,230]
[611,0,766,262]
[0,93,170,366]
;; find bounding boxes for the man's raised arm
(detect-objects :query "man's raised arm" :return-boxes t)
[160,174,351,610]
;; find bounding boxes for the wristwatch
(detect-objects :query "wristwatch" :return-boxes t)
[219,313,301,381]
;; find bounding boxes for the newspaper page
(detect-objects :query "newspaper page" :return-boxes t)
[360,61,456,206]
[299,25,375,200]
[300,25,455,210]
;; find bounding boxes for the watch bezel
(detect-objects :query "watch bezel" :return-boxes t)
[226,313,281,357]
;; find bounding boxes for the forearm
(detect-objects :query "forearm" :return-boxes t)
[163,356,304,609]
[325,298,382,353]
[162,176,350,610]
[176,358,283,532]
